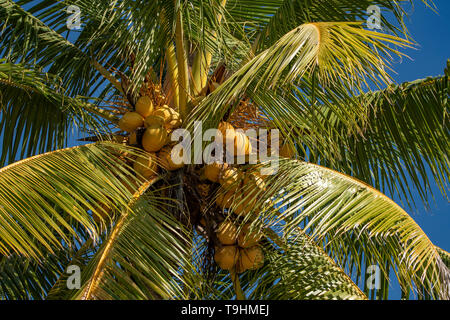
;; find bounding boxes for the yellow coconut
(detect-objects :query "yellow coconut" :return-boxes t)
[118,112,144,132]
[233,192,257,217]
[142,117,168,152]
[234,131,251,156]
[152,106,182,129]
[158,145,185,171]
[135,96,154,118]
[214,245,239,271]
[218,121,236,146]
[133,153,158,179]
[238,224,263,248]
[216,190,234,209]
[217,221,239,245]
[218,167,241,190]
[204,162,228,183]
[237,246,264,273]
[144,114,165,128]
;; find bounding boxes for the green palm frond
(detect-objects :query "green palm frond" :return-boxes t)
[0,142,145,259]
[0,236,94,300]
[222,161,449,299]
[437,247,450,270]
[187,22,410,133]
[310,73,449,207]
[0,0,127,97]
[247,229,367,300]
[68,187,201,300]
[0,60,115,166]
[227,0,432,50]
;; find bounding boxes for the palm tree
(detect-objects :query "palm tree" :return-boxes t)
[0,0,448,300]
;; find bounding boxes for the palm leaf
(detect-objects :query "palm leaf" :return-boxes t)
[69,185,201,300]
[0,142,145,259]
[247,229,367,300]
[0,60,115,166]
[187,21,410,136]
[222,161,449,299]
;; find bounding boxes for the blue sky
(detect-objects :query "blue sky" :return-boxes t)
[388,0,449,252]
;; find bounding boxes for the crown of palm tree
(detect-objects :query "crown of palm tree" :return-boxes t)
[0,0,448,300]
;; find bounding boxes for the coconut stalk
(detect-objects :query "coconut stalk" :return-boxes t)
[175,9,190,120]
[230,268,246,300]
[191,0,227,96]
[166,42,180,111]
[91,59,124,96]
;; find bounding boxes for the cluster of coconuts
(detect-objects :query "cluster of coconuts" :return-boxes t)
[214,221,264,273]
[118,95,185,181]
[200,121,268,272]
[93,94,184,224]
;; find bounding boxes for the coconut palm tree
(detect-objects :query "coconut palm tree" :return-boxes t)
[0,0,449,300]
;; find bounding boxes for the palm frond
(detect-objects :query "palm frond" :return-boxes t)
[222,161,449,299]
[69,187,200,300]
[0,236,94,300]
[187,22,410,134]
[0,60,115,166]
[226,0,433,50]
[0,142,145,259]
[247,229,367,300]
[309,72,449,207]
[0,0,123,97]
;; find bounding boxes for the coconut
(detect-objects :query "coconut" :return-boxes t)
[133,153,158,179]
[214,245,239,271]
[135,96,154,118]
[237,246,264,273]
[218,167,241,190]
[216,190,234,209]
[204,162,228,183]
[142,117,168,152]
[243,172,266,191]
[144,114,165,128]
[152,106,182,129]
[217,221,239,245]
[218,122,236,146]
[158,145,185,171]
[234,131,251,156]
[238,224,263,248]
[118,112,144,132]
